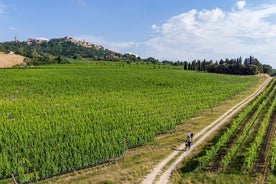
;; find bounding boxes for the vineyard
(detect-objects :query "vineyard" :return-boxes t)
[174,78,276,183]
[0,63,259,183]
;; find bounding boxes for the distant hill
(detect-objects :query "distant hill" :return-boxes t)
[0,37,273,75]
[0,36,128,65]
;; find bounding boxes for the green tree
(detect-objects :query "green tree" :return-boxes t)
[184,61,188,70]
[145,57,159,68]
[262,64,272,75]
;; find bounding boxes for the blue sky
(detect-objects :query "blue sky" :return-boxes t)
[1,0,276,68]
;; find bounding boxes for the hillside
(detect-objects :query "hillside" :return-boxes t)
[0,37,124,65]
[0,52,25,68]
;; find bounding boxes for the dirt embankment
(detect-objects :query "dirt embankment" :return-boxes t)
[0,52,25,68]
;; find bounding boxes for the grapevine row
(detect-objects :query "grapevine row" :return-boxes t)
[271,133,276,172]
[198,79,275,169]
[222,84,275,170]
[244,85,276,172]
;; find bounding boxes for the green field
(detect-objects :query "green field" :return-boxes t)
[0,63,258,183]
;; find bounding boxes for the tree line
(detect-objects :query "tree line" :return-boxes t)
[161,56,272,75]
[120,54,273,75]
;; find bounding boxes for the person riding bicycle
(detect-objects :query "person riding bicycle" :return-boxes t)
[186,131,192,150]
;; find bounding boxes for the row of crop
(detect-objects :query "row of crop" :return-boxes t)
[198,79,275,169]
[244,85,276,172]
[271,133,276,173]
[222,83,275,170]
[269,79,276,174]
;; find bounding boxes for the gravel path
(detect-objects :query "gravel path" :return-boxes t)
[142,76,272,184]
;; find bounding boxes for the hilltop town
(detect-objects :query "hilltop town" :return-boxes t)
[0,36,122,65]
[24,36,104,50]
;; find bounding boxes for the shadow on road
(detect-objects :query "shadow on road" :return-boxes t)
[171,148,186,151]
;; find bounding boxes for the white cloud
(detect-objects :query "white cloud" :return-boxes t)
[237,1,246,10]
[160,10,198,33]
[143,2,276,68]
[198,8,225,22]
[76,2,276,68]
[151,24,159,31]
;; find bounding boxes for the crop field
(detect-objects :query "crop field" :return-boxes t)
[0,63,259,183]
[173,78,276,184]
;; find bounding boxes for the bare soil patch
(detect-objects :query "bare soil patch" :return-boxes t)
[0,52,25,68]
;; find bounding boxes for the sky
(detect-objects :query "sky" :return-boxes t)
[0,0,276,68]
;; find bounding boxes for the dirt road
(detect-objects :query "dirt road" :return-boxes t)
[0,52,24,68]
[142,76,272,184]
